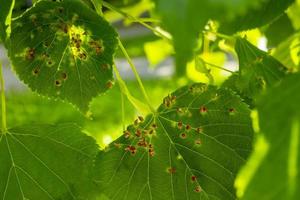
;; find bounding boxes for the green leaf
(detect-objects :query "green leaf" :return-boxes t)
[94,83,253,199]
[264,13,295,48]
[272,31,300,70]
[91,0,103,16]
[220,0,295,34]
[0,123,99,200]
[0,0,15,42]
[223,37,287,105]
[239,73,300,200]
[153,0,261,75]
[8,0,118,113]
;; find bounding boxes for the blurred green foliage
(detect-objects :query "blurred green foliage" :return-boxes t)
[3,79,178,147]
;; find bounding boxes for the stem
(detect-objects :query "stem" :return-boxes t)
[91,0,103,16]
[118,39,155,113]
[0,62,7,133]
[204,61,237,74]
[204,30,233,41]
[129,18,160,23]
[120,86,125,131]
[102,1,171,41]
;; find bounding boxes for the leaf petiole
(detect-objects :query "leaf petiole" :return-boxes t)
[203,60,237,74]
[118,39,156,114]
[0,62,7,133]
[102,1,171,41]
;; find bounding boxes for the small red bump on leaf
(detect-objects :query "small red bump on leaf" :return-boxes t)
[138,116,144,122]
[195,139,202,145]
[196,127,203,133]
[106,80,114,89]
[61,72,67,80]
[148,147,155,157]
[199,106,207,114]
[148,129,155,135]
[191,175,197,182]
[134,119,139,126]
[123,130,131,139]
[186,124,191,131]
[180,133,187,139]
[194,186,202,193]
[151,123,158,129]
[137,138,147,147]
[177,121,183,129]
[167,167,176,174]
[25,48,35,60]
[32,67,40,76]
[228,108,235,115]
[135,129,142,137]
[55,80,62,87]
[125,145,136,155]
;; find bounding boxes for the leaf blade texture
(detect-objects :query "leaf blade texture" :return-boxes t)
[8,0,118,113]
[94,83,254,200]
[240,73,300,200]
[0,123,99,200]
[223,37,287,106]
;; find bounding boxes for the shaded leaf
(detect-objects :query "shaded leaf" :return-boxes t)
[264,13,295,48]
[239,73,300,200]
[0,123,99,200]
[220,0,295,34]
[94,83,253,200]
[8,0,118,113]
[153,0,261,75]
[223,37,287,106]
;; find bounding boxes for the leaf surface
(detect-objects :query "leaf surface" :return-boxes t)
[94,83,253,200]
[0,123,99,200]
[239,73,300,200]
[220,0,295,34]
[153,0,261,74]
[9,0,118,113]
[223,37,287,106]
[0,0,14,42]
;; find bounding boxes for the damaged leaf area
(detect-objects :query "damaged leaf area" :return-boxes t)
[9,0,118,113]
[94,83,253,200]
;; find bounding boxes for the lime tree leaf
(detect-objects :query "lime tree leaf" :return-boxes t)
[0,0,15,42]
[273,31,300,70]
[0,123,99,200]
[94,83,253,200]
[153,0,261,75]
[264,13,295,48]
[222,37,287,106]
[220,0,295,34]
[90,0,103,15]
[8,0,118,113]
[239,73,300,200]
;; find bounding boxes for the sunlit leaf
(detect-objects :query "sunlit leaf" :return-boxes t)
[238,73,300,200]
[273,32,300,70]
[8,0,118,113]
[94,83,253,200]
[144,39,173,67]
[0,123,99,200]
[0,0,15,42]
